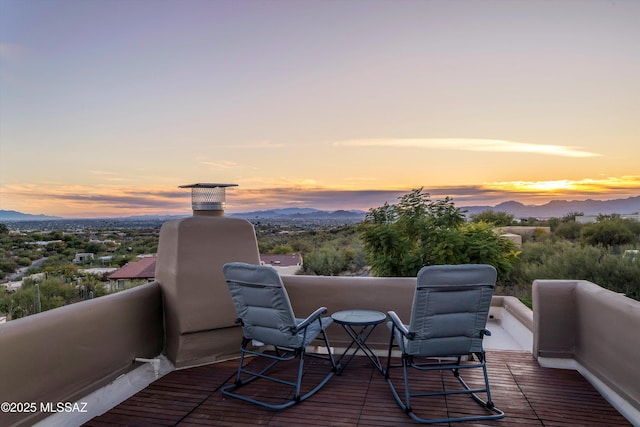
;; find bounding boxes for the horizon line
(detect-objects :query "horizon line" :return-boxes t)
[2,177,640,218]
[2,194,639,220]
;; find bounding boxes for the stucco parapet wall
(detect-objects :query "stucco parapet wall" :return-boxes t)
[0,282,164,427]
[533,279,640,423]
[280,275,530,351]
[496,226,550,236]
[281,275,415,350]
[491,295,533,332]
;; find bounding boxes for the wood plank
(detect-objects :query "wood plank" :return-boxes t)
[85,350,632,426]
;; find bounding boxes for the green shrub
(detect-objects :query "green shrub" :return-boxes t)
[514,241,640,300]
[303,246,349,276]
[359,189,519,280]
[580,220,638,247]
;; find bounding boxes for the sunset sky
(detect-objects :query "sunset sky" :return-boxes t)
[1,0,639,218]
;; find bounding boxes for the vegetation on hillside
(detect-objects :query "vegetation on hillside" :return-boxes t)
[256,223,365,276]
[0,224,160,320]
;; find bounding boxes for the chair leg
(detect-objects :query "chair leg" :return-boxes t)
[402,355,413,414]
[384,325,395,379]
[221,328,336,410]
[385,353,411,415]
[232,339,249,385]
[318,325,338,372]
[385,351,505,424]
[296,327,337,402]
[295,350,305,402]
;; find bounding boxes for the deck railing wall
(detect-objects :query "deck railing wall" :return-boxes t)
[0,282,164,427]
[282,275,416,349]
[533,279,640,418]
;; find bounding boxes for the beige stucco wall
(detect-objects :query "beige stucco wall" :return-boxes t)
[282,275,417,350]
[0,283,163,427]
[533,279,640,414]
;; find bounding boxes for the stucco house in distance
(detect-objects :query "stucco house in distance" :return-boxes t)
[259,253,303,275]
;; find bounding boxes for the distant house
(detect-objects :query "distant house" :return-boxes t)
[1,281,23,293]
[500,233,522,247]
[576,214,640,224]
[260,253,303,275]
[107,256,157,290]
[73,253,95,263]
[494,226,550,247]
[27,240,63,247]
[99,256,113,266]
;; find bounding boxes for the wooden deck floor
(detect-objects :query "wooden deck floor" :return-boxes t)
[85,350,631,426]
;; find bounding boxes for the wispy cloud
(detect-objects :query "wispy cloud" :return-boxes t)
[256,177,319,187]
[0,184,190,217]
[199,160,239,169]
[334,138,601,158]
[88,170,129,182]
[218,141,286,149]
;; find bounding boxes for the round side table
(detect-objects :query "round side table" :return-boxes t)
[331,309,387,374]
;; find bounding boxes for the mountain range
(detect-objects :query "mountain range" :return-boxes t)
[0,210,64,221]
[230,208,365,220]
[1,196,638,222]
[461,196,640,218]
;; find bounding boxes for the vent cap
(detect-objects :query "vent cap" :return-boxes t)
[179,183,238,212]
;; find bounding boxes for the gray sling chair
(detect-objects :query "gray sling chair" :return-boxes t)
[385,264,505,424]
[221,262,337,409]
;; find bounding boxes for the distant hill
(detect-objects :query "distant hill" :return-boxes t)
[0,210,62,221]
[230,208,366,220]
[234,197,639,220]
[462,196,640,218]
[115,214,188,221]
[231,207,321,218]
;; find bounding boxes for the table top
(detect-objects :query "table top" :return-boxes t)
[331,309,387,326]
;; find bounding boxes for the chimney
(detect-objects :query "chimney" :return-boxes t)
[179,183,238,216]
[157,182,260,367]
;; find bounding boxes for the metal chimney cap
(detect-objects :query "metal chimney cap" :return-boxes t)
[179,183,238,211]
[179,183,238,189]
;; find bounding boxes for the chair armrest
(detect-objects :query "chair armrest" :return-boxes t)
[388,311,413,339]
[294,307,328,332]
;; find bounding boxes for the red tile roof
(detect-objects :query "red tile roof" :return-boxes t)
[108,257,156,280]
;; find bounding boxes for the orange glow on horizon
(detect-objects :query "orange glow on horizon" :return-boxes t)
[484,177,640,195]
[1,176,638,218]
[489,180,583,193]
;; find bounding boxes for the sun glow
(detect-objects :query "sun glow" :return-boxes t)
[493,180,579,193]
[486,176,640,195]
